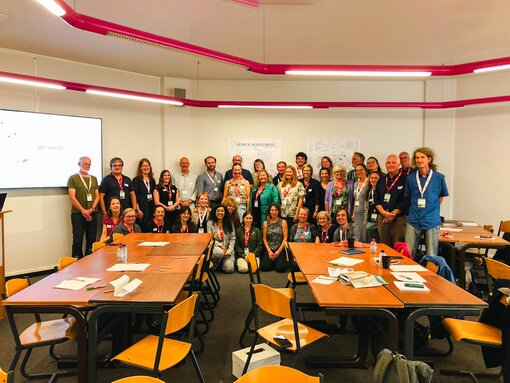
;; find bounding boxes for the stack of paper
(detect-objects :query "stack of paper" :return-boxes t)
[311,276,337,285]
[338,271,387,288]
[110,275,143,297]
[327,267,354,278]
[54,277,101,290]
[137,241,170,247]
[107,263,151,272]
[329,257,364,267]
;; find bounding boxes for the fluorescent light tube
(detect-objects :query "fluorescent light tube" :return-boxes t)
[473,64,510,73]
[285,70,432,77]
[86,89,183,106]
[218,105,313,109]
[36,0,66,16]
[0,76,65,89]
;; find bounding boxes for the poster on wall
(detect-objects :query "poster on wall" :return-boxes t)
[307,138,361,173]
[228,139,281,176]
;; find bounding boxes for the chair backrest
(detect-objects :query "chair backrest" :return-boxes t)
[92,241,106,253]
[485,258,510,281]
[252,283,292,320]
[246,252,261,284]
[112,233,125,242]
[498,221,510,236]
[164,293,199,336]
[0,367,14,383]
[4,278,29,298]
[425,261,440,274]
[234,365,322,383]
[58,257,77,271]
[112,376,165,383]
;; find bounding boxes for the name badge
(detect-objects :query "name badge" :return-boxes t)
[198,228,204,234]
[240,185,245,190]
[371,213,378,220]
[308,188,312,192]
[182,190,188,195]
[303,197,306,204]
[335,199,342,205]
[86,193,93,202]
[254,200,259,208]
[235,197,241,203]
[124,183,129,187]
[417,198,426,208]
[354,201,360,208]
[147,193,153,201]
[383,193,391,203]
[107,224,112,229]
[119,190,126,199]
[213,186,219,192]
[168,201,172,206]
[397,186,403,190]
[244,248,249,255]
[369,198,374,203]
[153,228,158,232]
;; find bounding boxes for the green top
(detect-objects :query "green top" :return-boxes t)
[67,173,99,213]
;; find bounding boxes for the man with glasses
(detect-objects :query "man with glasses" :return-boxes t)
[67,156,99,258]
[99,157,137,214]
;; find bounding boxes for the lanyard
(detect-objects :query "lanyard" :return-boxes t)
[354,179,367,200]
[180,225,188,233]
[297,224,309,242]
[217,227,224,241]
[165,185,173,201]
[144,179,151,193]
[283,185,291,198]
[153,219,164,233]
[115,175,123,191]
[244,229,250,247]
[206,171,218,186]
[255,185,265,200]
[416,169,433,198]
[78,173,91,192]
[322,224,331,243]
[385,170,402,193]
[198,210,207,227]
[334,181,345,193]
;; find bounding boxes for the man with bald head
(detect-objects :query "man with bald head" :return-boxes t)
[68,156,99,258]
[374,154,409,247]
[224,154,254,185]
[174,156,197,209]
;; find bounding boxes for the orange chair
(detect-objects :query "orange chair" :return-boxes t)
[92,241,106,253]
[112,294,205,382]
[57,256,77,271]
[235,365,323,383]
[242,284,328,375]
[284,244,307,289]
[112,376,165,383]
[3,278,77,381]
[484,258,510,295]
[0,367,14,383]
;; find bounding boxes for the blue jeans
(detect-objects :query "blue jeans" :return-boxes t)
[405,223,439,257]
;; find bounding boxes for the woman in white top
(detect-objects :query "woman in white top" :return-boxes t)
[277,165,305,228]
[352,163,369,242]
[223,164,251,218]
[191,192,211,233]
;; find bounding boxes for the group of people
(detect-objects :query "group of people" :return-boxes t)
[68,147,448,273]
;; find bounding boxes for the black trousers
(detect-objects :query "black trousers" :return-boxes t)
[71,212,98,258]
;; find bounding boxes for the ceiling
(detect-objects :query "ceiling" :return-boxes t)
[0,0,509,80]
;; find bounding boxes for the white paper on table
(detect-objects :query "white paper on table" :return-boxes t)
[106,263,151,272]
[329,257,364,267]
[390,264,428,272]
[459,222,477,227]
[137,241,170,247]
[328,267,353,278]
[110,275,143,297]
[53,277,101,290]
[391,272,426,283]
[394,281,430,292]
[439,227,462,232]
[311,275,337,285]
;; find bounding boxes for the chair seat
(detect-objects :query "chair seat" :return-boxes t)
[113,377,165,383]
[442,318,502,346]
[287,272,307,284]
[275,288,295,299]
[112,335,192,372]
[235,365,320,383]
[19,317,77,346]
[258,318,328,352]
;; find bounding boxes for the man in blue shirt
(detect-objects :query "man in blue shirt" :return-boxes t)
[404,147,449,256]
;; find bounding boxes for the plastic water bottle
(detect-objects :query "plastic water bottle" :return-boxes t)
[370,238,377,256]
[378,249,386,267]
[117,244,127,263]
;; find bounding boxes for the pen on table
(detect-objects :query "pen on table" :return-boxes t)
[399,274,413,280]
[318,276,337,281]
[87,285,107,290]
[102,289,114,293]
[404,283,425,289]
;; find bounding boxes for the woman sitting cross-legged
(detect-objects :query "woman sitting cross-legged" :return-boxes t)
[234,211,263,273]
[207,205,236,273]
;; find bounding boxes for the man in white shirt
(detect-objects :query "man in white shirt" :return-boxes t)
[174,156,197,209]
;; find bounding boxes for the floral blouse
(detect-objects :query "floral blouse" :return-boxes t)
[278,182,305,218]
[225,179,250,204]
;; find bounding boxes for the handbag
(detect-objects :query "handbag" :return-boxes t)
[373,349,433,383]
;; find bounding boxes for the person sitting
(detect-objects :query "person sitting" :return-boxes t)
[171,206,197,233]
[261,203,289,272]
[316,211,336,243]
[144,205,171,233]
[289,207,319,243]
[332,208,352,243]
[191,193,211,233]
[99,196,122,243]
[234,211,263,273]
[222,197,241,230]
[111,208,142,236]
[207,205,236,273]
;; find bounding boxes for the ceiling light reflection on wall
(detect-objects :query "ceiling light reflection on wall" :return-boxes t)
[85,89,183,106]
[473,64,510,74]
[285,70,432,77]
[0,75,65,89]
[35,0,66,16]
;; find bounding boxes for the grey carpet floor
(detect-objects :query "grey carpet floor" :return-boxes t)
[0,271,501,382]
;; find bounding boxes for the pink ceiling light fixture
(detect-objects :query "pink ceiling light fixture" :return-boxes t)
[35,0,510,77]
[3,70,510,109]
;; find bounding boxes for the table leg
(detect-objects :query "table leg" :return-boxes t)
[458,244,506,289]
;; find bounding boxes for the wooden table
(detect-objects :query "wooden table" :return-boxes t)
[2,233,212,383]
[289,242,487,361]
[439,223,510,288]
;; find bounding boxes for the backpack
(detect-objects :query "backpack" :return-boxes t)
[373,349,433,383]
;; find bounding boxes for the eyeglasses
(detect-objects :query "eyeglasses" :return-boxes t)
[112,164,123,167]
[125,215,137,219]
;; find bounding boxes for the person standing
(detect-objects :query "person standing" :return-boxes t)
[223,155,254,185]
[278,165,305,228]
[352,163,369,242]
[405,147,448,256]
[347,152,365,183]
[174,156,197,210]
[223,163,251,218]
[99,157,137,213]
[295,152,308,180]
[374,154,409,248]
[250,169,279,229]
[132,158,156,226]
[68,156,99,258]
[300,164,320,222]
[399,151,413,175]
[272,161,287,186]
[196,156,224,210]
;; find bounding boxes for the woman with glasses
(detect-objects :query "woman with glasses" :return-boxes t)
[111,208,142,235]
[325,164,354,217]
